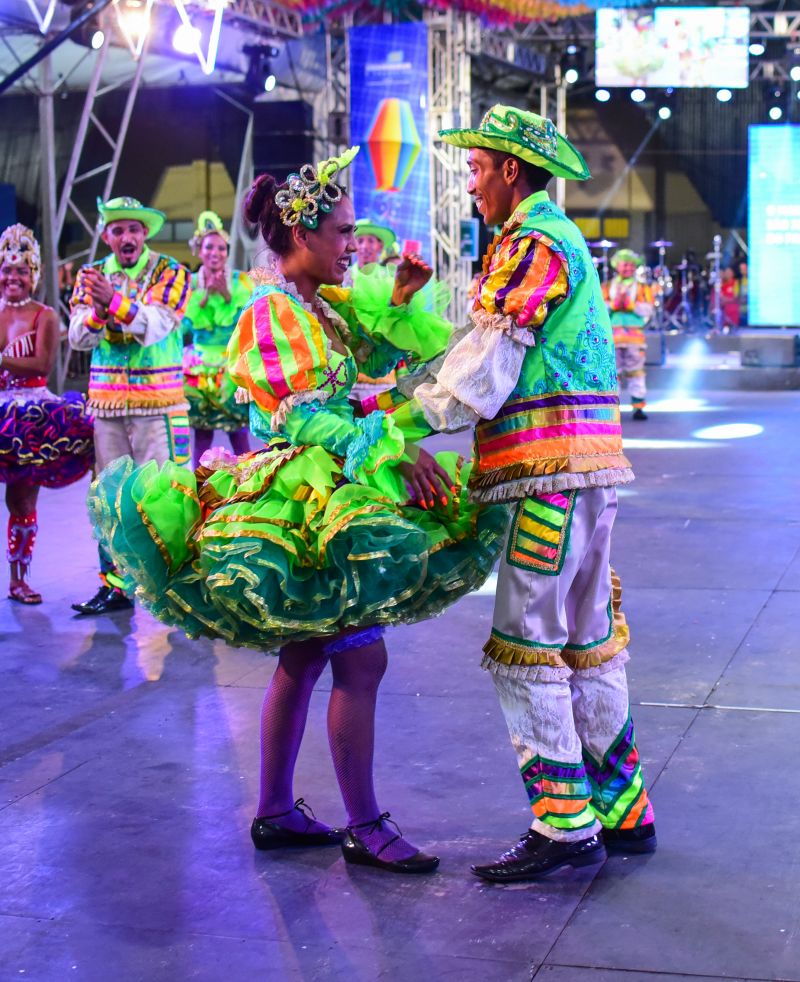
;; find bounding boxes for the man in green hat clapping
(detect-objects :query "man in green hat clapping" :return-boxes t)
[406,105,657,879]
[68,196,191,615]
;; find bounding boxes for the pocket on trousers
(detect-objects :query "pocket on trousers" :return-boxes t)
[506,490,577,576]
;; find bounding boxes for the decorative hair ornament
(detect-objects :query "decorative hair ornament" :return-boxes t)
[275,146,360,229]
[190,210,229,255]
[0,224,41,291]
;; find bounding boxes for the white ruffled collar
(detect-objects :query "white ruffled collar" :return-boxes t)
[249,252,353,354]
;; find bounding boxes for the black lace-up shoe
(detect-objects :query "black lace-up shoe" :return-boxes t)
[471,829,606,883]
[251,798,343,850]
[342,812,439,874]
[602,823,657,854]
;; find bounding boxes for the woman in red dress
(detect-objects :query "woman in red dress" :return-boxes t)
[0,224,93,603]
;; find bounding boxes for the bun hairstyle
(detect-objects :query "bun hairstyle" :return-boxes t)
[243,172,347,257]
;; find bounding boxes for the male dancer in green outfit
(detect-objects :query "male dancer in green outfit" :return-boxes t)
[409,105,657,880]
[69,197,191,615]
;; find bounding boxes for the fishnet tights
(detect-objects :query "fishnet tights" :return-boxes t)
[256,634,419,860]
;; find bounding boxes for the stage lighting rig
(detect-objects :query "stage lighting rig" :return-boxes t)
[656,87,675,120]
[69,0,108,51]
[560,44,584,86]
[244,42,280,94]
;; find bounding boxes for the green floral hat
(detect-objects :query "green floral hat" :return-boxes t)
[611,248,644,270]
[439,104,590,182]
[354,219,397,250]
[97,196,166,239]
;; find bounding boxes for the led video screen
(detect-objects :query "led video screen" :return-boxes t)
[596,7,750,88]
[749,125,800,327]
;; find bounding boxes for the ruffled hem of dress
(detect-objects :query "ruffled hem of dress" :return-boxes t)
[469,467,634,503]
[89,450,509,651]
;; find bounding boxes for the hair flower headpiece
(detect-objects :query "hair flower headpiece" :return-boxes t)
[275,146,360,229]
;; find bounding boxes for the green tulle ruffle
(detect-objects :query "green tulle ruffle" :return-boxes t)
[89,443,507,651]
[184,343,249,431]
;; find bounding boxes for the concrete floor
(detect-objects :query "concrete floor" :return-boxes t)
[1,389,799,982]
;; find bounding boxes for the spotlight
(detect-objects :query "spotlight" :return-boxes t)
[769,105,784,121]
[791,66,800,82]
[658,106,672,120]
[631,88,646,103]
[560,44,584,86]
[749,42,765,56]
[90,29,105,49]
[243,43,280,95]
[595,88,611,103]
[173,22,201,55]
[716,88,732,103]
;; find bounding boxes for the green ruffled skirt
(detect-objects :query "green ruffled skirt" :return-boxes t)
[89,440,507,650]
[183,343,249,432]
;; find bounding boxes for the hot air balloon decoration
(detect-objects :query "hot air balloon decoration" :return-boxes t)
[365,98,422,193]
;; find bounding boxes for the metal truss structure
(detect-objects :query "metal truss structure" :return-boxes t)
[428,8,474,316]
[43,18,151,388]
[222,0,303,38]
[306,5,475,313]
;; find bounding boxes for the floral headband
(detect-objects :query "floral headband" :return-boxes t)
[0,224,41,291]
[275,146,359,229]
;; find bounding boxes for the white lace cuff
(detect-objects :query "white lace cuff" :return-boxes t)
[471,307,537,348]
[270,388,331,431]
[416,315,528,425]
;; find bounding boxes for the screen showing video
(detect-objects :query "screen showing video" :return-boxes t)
[596,6,750,88]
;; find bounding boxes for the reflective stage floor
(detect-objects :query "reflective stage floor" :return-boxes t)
[1,389,799,982]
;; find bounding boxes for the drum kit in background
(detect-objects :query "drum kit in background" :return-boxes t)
[588,235,724,333]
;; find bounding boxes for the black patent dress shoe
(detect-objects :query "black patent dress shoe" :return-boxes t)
[342,812,440,874]
[603,822,657,854]
[71,585,134,615]
[632,407,648,421]
[251,798,344,850]
[471,829,606,883]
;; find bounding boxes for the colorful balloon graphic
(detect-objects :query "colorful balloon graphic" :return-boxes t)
[365,98,421,193]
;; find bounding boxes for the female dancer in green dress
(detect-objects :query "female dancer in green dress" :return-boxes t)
[90,149,505,873]
[182,212,252,465]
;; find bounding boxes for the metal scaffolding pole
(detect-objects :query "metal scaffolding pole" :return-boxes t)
[427,8,473,318]
[539,72,566,210]
[88,38,150,260]
[38,54,63,391]
[312,16,351,167]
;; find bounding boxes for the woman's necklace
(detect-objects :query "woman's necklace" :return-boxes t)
[0,297,32,309]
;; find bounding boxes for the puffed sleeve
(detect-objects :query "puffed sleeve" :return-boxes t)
[68,265,106,350]
[321,266,452,379]
[227,289,407,486]
[412,233,569,432]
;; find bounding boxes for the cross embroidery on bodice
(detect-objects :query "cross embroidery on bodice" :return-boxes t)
[322,358,348,396]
